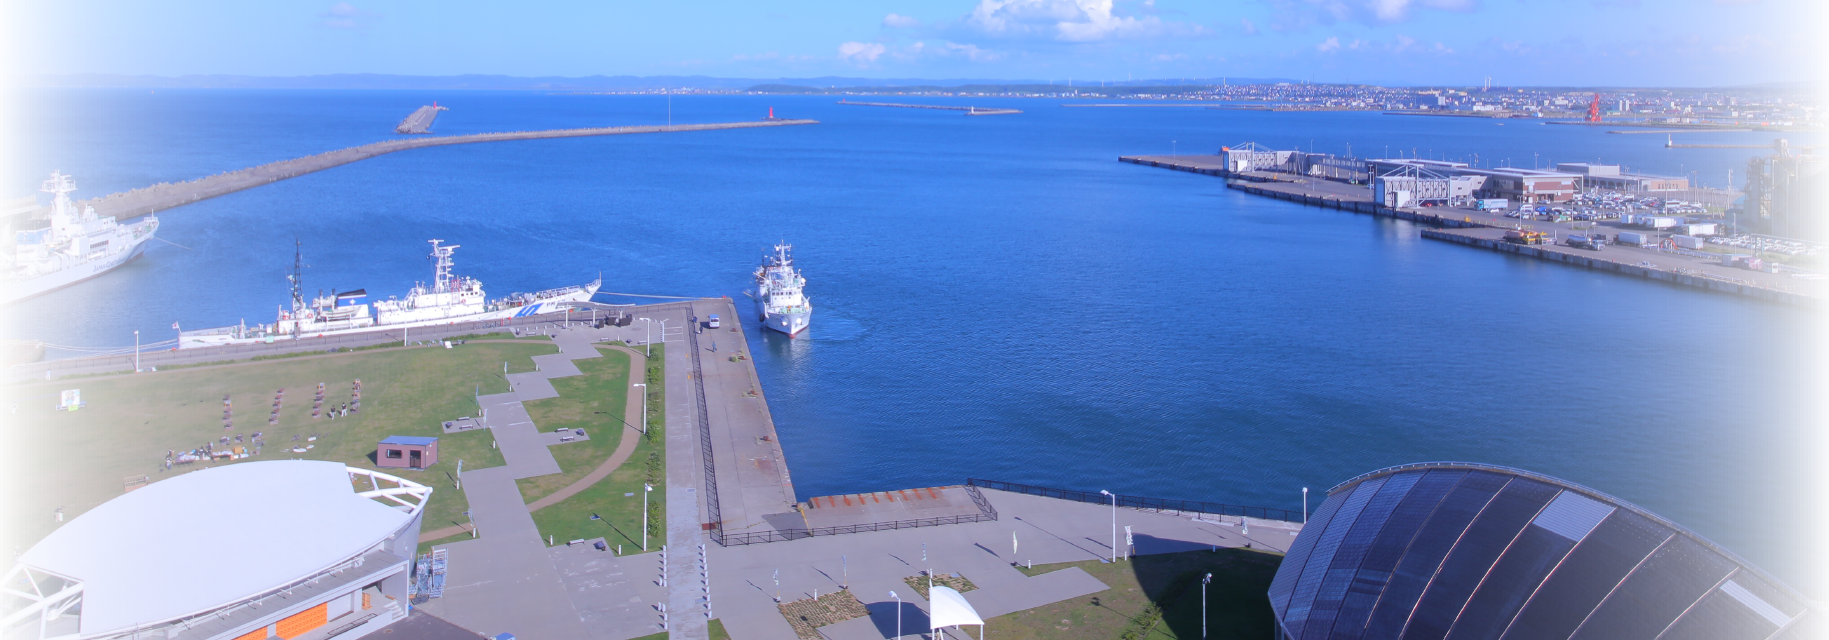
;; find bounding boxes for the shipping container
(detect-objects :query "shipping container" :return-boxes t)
[1616,232,1649,246]
[1672,235,1706,250]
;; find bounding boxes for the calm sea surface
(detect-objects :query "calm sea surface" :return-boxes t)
[5,90,1824,593]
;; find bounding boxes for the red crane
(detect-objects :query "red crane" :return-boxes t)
[1586,93,1602,123]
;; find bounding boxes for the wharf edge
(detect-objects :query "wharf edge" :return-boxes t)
[1118,155,1823,309]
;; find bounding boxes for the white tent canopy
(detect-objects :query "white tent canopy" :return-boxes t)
[928,585,985,629]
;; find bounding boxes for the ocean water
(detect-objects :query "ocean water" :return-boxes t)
[5,90,1824,594]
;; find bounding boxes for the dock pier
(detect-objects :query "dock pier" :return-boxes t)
[1120,154,1823,307]
[77,119,819,220]
[836,99,1022,115]
[395,103,449,134]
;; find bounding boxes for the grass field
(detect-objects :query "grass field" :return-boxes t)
[515,349,634,503]
[523,345,667,551]
[992,548,1282,640]
[1,339,559,554]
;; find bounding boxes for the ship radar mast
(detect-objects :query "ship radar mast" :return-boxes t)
[428,239,460,292]
[42,172,80,225]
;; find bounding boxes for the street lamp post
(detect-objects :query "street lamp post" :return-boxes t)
[638,318,656,357]
[643,484,653,550]
[1202,573,1213,638]
[134,330,140,372]
[1303,487,1309,524]
[633,383,648,434]
[890,591,901,639]
[1099,490,1116,563]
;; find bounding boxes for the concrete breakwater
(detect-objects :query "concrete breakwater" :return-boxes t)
[79,119,819,220]
[836,100,1022,115]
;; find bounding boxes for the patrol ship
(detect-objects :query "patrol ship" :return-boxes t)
[1,172,159,305]
[754,242,811,336]
[181,239,599,347]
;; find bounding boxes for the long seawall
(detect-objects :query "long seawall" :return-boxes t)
[79,119,819,219]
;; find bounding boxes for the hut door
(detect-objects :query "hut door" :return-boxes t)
[409,449,422,468]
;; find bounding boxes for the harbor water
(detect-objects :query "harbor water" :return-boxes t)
[5,90,1824,594]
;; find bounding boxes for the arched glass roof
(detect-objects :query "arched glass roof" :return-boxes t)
[1268,462,1821,640]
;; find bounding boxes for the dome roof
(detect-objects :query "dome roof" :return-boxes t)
[1269,462,1820,640]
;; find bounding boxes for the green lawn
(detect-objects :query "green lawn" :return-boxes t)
[1,341,557,554]
[992,548,1283,640]
[525,346,667,551]
[514,349,634,503]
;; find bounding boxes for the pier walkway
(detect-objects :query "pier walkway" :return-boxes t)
[76,119,818,220]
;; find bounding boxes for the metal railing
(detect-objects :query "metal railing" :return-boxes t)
[966,478,1303,523]
[683,302,727,546]
[718,509,1000,546]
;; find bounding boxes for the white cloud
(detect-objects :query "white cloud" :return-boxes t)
[838,41,887,64]
[1317,36,1341,51]
[1270,0,1475,30]
[1240,17,1259,35]
[952,0,1208,43]
[319,2,378,29]
[884,13,922,28]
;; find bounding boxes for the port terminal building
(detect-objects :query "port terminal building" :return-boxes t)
[2,461,431,640]
[1269,462,1820,640]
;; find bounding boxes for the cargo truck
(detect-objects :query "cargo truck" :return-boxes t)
[1671,235,1706,250]
[1565,234,1604,251]
[1616,231,1650,246]
[1475,198,1509,211]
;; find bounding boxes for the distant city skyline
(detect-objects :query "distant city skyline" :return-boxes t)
[3,0,1823,88]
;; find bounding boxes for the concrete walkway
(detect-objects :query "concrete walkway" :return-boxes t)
[418,466,592,640]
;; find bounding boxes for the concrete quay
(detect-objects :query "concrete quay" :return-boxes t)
[1120,154,1826,308]
[75,119,818,220]
[7,310,599,382]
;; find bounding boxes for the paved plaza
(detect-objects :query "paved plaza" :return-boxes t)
[257,300,1304,640]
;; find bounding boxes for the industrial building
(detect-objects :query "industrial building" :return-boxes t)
[2,461,432,640]
[1221,143,1370,182]
[1268,462,1820,640]
[1555,163,1689,193]
[1372,165,1483,208]
[1745,144,1825,242]
[1366,160,1581,202]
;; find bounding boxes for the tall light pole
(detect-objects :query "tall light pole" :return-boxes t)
[133,330,140,372]
[1202,572,1212,638]
[890,590,901,639]
[1303,487,1309,524]
[633,383,648,434]
[1099,490,1116,563]
[638,318,656,357]
[643,484,653,550]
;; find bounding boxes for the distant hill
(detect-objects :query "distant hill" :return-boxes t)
[1719,80,1829,88]
[751,83,1246,95]
[18,73,1297,92]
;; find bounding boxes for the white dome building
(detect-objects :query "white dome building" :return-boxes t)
[3,461,432,640]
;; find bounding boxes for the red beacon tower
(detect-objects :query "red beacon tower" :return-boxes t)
[1586,93,1602,123]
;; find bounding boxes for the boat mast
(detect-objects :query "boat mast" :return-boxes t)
[288,239,305,315]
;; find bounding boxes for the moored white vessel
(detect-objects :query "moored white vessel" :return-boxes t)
[1,172,160,305]
[754,242,811,336]
[181,239,599,347]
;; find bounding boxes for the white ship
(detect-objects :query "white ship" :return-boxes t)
[1,172,159,305]
[181,239,599,347]
[754,242,811,337]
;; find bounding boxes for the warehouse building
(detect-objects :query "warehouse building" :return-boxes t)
[1556,163,1690,193]
[2,461,432,640]
[1372,165,1483,208]
[1269,462,1820,640]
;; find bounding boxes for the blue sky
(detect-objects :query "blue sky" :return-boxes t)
[4,0,1820,86]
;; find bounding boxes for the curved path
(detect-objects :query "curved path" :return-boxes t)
[420,343,649,541]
